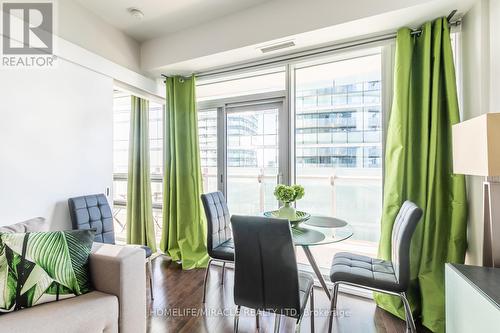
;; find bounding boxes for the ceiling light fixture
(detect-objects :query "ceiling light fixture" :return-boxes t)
[127,7,144,20]
[259,40,296,54]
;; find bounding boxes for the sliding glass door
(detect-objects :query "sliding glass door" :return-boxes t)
[225,101,283,214]
[198,98,286,215]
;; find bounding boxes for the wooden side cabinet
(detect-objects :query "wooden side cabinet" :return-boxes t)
[445,264,500,332]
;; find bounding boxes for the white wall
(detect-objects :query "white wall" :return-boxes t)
[461,0,500,265]
[489,0,500,111]
[0,1,165,231]
[0,60,113,231]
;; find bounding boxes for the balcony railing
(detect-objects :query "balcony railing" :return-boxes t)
[114,172,380,216]
[201,171,381,217]
[112,171,381,267]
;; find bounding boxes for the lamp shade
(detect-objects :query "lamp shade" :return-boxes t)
[452,113,500,176]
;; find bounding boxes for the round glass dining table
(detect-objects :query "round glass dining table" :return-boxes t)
[291,216,354,298]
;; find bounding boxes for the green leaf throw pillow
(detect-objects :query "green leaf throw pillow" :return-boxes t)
[0,229,95,314]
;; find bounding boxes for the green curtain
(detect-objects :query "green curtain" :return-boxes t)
[160,75,209,269]
[126,96,157,253]
[374,18,467,333]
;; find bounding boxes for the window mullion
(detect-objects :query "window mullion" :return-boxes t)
[217,106,226,195]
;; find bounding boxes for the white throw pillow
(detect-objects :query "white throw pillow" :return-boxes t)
[0,217,48,233]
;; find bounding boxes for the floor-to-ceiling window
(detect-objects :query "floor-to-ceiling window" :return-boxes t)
[112,90,164,244]
[198,108,219,193]
[195,47,388,279]
[294,52,383,269]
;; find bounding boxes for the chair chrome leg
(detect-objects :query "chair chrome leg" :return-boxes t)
[147,258,154,300]
[332,282,339,311]
[234,305,241,333]
[202,259,213,303]
[221,262,226,285]
[295,317,302,333]
[328,282,340,333]
[274,313,281,333]
[310,288,315,333]
[256,310,260,331]
[400,292,416,333]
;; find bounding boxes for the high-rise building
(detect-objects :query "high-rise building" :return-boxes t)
[198,78,382,170]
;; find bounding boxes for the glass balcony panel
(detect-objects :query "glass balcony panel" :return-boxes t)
[347,130,363,143]
[303,133,317,144]
[364,130,381,143]
[318,132,332,144]
[348,92,363,105]
[364,90,381,104]
[317,94,332,106]
[332,131,347,143]
[333,94,348,106]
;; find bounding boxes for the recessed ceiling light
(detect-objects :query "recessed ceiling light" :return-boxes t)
[127,7,144,20]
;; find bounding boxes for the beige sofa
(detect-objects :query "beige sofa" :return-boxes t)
[0,218,146,333]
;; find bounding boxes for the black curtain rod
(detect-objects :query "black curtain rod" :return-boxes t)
[447,9,458,23]
[161,74,189,82]
[410,9,458,36]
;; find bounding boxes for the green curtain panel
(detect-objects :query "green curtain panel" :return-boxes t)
[374,18,467,333]
[161,75,209,269]
[126,96,157,253]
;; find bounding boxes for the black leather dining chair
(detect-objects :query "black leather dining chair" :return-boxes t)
[231,215,315,333]
[200,191,234,303]
[328,200,423,333]
[68,193,155,299]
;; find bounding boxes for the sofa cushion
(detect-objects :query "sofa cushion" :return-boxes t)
[0,291,118,333]
[0,229,95,314]
[0,217,48,233]
[90,243,147,333]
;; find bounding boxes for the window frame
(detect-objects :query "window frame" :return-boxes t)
[112,91,166,218]
[196,43,393,194]
[198,91,289,197]
[195,44,394,298]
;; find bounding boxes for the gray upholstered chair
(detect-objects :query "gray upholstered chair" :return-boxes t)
[200,191,234,303]
[231,215,315,333]
[328,200,423,333]
[68,193,155,299]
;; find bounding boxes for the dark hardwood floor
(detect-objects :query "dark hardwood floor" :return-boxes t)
[147,256,429,333]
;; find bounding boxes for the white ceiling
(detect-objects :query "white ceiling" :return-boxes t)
[74,0,271,42]
[70,0,477,76]
[140,0,476,75]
